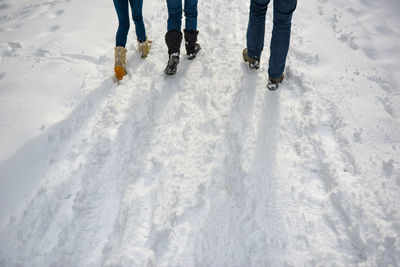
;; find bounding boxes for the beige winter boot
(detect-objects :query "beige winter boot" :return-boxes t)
[114,46,127,80]
[138,38,152,58]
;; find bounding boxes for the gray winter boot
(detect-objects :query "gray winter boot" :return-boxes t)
[267,74,284,90]
[243,48,260,70]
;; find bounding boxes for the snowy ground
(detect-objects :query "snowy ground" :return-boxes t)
[1,0,400,266]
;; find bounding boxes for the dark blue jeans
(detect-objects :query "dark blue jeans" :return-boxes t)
[113,0,146,47]
[246,0,297,79]
[166,0,198,31]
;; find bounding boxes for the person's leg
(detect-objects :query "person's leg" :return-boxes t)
[165,0,183,56]
[183,0,197,31]
[166,0,183,31]
[268,0,297,79]
[129,0,146,42]
[113,0,130,47]
[183,0,200,59]
[246,0,270,59]
[164,0,183,75]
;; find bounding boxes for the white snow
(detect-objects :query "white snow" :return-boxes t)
[1,0,400,266]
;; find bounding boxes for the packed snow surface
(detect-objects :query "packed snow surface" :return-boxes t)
[1,0,400,266]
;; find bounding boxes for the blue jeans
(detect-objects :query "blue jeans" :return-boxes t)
[246,0,297,79]
[113,0,146,47]
[166,0,198,31]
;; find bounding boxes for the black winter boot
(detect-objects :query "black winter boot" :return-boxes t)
[165,30,183,75]
[184,29,201,60]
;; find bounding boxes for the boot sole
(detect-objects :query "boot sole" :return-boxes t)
[243,49,260,69]
[267,74,284,90]
[187,44,201,60]
[243,57,260,69]
[165,69,176,75]
[114,66,126,80]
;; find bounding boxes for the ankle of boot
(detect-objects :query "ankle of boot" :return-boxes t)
[184,29,199,35]
[165,30,182,55]
[115,46,127,65]
[184,30,199,43]
[169,52,180,59]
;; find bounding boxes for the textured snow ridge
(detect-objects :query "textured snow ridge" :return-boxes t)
[0,0,399,266]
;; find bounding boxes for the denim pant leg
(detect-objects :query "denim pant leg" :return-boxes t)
[166,0,183,31]
[246,0,270,59]
[113,0,130,47]
[129,0,146,42]
[268,0,297,79]
[184,0,198,31]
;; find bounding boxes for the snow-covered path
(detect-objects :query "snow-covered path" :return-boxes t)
[1,0,399,266]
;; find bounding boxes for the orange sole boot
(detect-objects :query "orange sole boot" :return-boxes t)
[114,65,126,80]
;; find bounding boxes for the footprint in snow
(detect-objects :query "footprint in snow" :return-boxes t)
[48,9,64,19]
[0,3,11,10]
[50,25,60,32]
